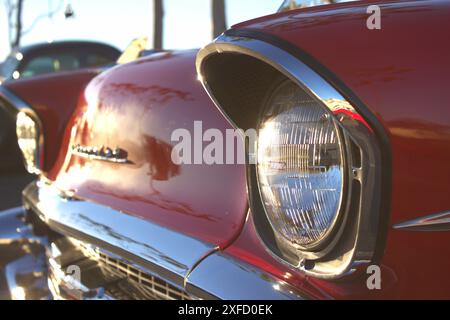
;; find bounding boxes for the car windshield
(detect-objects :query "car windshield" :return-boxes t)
[0,56,18,80]
[278,0,356,12]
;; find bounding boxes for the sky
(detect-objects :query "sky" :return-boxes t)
[0,0,282,60]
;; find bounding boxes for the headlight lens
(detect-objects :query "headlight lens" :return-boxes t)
[257,81,345,248]
[16,111,41,174]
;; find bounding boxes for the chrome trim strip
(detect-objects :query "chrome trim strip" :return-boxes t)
[21,181,310,299]
[71,151,132,164]
[0,85,30,113]
[197,35,359,124]
[186,252,306,300]
[71,145,133,164]
[23,180,215,288]
[393,211,450,232]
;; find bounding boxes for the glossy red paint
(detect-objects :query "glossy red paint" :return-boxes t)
[4,70,99,175]
[15,0,448,299]
[52,51,248,247]
[225,0,450,298]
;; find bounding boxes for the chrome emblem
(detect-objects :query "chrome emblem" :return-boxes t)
[71,144,133,164]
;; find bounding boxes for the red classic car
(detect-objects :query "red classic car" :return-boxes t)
[0,41,121,173]
[0,0,449,300]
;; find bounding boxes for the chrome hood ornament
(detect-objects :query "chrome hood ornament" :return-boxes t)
[71,145,133,164]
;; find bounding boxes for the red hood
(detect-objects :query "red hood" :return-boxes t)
[52,51,249,248]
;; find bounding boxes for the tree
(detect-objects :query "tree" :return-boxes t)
[3,0,70,50]
[153,0,164,50]
[211,0,226,39]
[4,0,23,50]
[11,0,23,48]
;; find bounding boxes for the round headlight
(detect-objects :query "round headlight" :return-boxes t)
[257,80,345,249]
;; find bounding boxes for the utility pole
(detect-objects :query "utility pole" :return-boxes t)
[211,0,226,39]
[153,0,164,50]
[11,0,23,49]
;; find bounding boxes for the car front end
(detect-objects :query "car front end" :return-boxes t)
[1,0,450,300]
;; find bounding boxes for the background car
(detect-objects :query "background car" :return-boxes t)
[0,41,120,82]
[0,41,120,173]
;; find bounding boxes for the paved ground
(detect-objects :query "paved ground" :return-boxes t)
[0,170,34,212]
[0,169,34,300]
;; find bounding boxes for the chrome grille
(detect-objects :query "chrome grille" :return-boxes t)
[79,243,192,300]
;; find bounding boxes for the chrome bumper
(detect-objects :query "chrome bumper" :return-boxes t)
[0,180,306,300]
[0,207,50,300]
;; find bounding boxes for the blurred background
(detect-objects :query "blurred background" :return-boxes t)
[0,0,287,206]
[0,0,285,61]
[0,0,341,209]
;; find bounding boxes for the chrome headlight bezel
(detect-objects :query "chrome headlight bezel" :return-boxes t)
[197,33,390,279]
